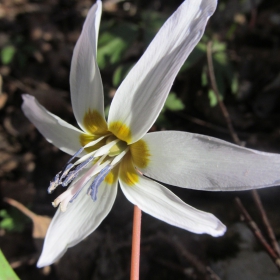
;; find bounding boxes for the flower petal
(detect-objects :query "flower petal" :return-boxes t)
[37,178,118,267]
[108,0,217,144]
[22,94,83,155]
[70,0,105,133]
[138,131,280,191]
[120,174,226,237]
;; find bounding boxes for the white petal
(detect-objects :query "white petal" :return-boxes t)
[22,94,83,155]
[70,0,105,132]
[120,175,226,236]
[37,178,118,267]
[139,131,280,191]
[108,0,217,144]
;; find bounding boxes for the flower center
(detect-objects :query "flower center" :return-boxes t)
[106,135,128,157]
[49,134,128,211]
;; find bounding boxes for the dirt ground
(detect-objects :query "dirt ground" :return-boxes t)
[1,0,280,279]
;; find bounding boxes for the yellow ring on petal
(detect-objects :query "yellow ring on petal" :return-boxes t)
[130,139,150,168]
[119,152,139,186]
[108,121,132,143]
[83,110,108,135]
[104,166,119,184]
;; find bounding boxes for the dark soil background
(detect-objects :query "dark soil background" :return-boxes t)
[1,0,280,279]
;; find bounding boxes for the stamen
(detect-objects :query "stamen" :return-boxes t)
[83,135,107,148]
[53,157,111,211]
[67,156,111,203]
[74,150,95,166]
[57,147,84,184]
[49,136,125,210]
[87,165,112,201]
[61,170,79,187]
[111,147,129,166]
[67,147,84,163]
[61,156,95,187]
[94,139,120,157]
[59,163,74,182]
[48,171,61,194]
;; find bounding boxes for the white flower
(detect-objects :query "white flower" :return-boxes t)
[22,0,280,268]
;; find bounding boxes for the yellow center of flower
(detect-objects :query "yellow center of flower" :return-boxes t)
[106,135,128,157]
[80,134,106,153]
[108,121,132,143]
[79,116,151,187]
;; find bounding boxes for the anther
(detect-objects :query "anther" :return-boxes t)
[60,163,74,182]
[61,156,95,187]
[58,147,84,184]
[48,172,61,194]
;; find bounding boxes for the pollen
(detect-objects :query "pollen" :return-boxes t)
[83,110,108,135]
[130,139,150,168]
[108,121,132,143]
[119,152,139,186]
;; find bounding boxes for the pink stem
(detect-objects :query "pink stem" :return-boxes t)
[130,205,142,280]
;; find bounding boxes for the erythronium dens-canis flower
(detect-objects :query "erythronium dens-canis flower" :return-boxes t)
[22,0,280,267]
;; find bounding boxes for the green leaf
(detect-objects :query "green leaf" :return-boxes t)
[208,89,223,107]
[231,73,239,94]
[201,67,208,86]
[212,41,227,53]
[112,63,134,87]
[164,92,185,111]
[1,45,16,65]
[0,250,20,280]
[97,21,137,69]
[0,209,27,232]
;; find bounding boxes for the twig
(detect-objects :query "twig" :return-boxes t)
[9,254,37,269]
[207,41,280,270]
[206,41,241,146]
[158,233,221,280]
[235,198,280,271]
[4,197,37,220]
[251,190,280,256]
[249,0,258,29]
[130,205,142,280]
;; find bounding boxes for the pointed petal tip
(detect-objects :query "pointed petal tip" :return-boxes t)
[21,93,29,100]
[36,249,65,268]
[36,259,47,268]
[21,93,33,105]
[210,221,227,237]
[36,255,54,268]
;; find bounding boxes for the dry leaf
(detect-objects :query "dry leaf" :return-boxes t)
[4,198,51,239]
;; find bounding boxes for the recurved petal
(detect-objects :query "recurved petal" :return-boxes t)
[37,177,118,267]
[138,131,280,191]
[108,0,217,144]
[70,0,106,133]
[22,94,83,156]
[120,174,226,237]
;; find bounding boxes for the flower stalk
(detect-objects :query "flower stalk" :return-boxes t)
[130,206,142,280]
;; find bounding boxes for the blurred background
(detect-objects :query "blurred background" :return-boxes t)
[0,0,280,279]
